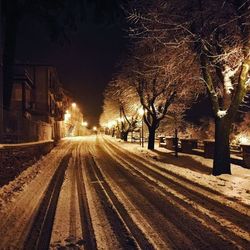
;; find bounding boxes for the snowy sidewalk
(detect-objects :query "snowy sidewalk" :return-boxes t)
[104,136,250,206]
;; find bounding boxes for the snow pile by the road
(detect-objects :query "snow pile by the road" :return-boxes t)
[0,141,66,210]
[0,140,73,248]
[0,157,43,208]
[107,137,250,206]
[0,140,54,148]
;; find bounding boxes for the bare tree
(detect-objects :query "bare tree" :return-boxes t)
[125,38,200,149]
[127,0,250,175]
[100,76,141,141]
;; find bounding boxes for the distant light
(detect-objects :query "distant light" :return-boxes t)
[239,136,249,145]
[138,107,144,116]
[82,121,88,127]
[72,102,77,108]
[93,126,97,131]
[64,112,71,123]
[107,121,115,128]
[118,117,124,122]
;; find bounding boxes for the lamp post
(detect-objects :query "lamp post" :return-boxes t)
[82,121,88,127]
[138,107,145,147]
[81,121,88,136]
[93,126,97,135]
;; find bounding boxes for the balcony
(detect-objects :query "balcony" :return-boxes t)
[14,66,34,87]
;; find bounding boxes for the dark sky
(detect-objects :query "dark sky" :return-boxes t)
[16,10,127,127]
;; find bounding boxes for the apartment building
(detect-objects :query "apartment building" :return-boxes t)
[3,63,67,143]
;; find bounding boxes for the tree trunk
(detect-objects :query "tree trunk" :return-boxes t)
[3,1,19,109]
[213,117,231,175]
[148,125,156,150]
[122,131,129,141]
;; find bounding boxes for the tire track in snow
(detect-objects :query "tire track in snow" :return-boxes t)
[24,152,71,249]
[90,143,217,249]
[87,145,154,250]
[0,141,72,249]
[101,137,250,249]
[103,136,250,218]
[104,136,250,213]
[68,145,78,245]
[79,139,123,250]
[75,142,97,250]
[50,140,96,249]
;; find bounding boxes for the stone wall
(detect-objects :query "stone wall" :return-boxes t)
[3,110,53,143]
[0,140,54,187]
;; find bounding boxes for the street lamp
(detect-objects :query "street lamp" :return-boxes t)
[138,107,145,147]
[82,121,88,127]
[118,117,124,123]
[64,110,71,123]
[238,135,249,145]
[72,102,77,108]
[108,121,116,137]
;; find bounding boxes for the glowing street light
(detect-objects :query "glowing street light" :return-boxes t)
[72,102,77,108]
[107,121,116,137]
[107,121,115,129]
[117,117,124,123]
[107,122,112,129]
[82,121,88,127]
[239,135,249,145]
[138,107,145,116]
[93,126,97,135]
[64,111,71,123]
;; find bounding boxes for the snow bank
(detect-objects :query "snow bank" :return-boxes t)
[105,136,250,206]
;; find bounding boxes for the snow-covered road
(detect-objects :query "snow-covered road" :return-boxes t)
[0,135,249,249]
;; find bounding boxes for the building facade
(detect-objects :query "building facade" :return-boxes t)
[3,64,68,143]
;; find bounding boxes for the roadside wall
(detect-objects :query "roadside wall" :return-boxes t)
[3,109,53,143]
[0,140,54,187]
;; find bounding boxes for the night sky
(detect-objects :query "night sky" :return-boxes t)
[16,10,128,127]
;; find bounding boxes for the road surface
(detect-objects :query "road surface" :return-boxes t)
[0,135,249,249]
